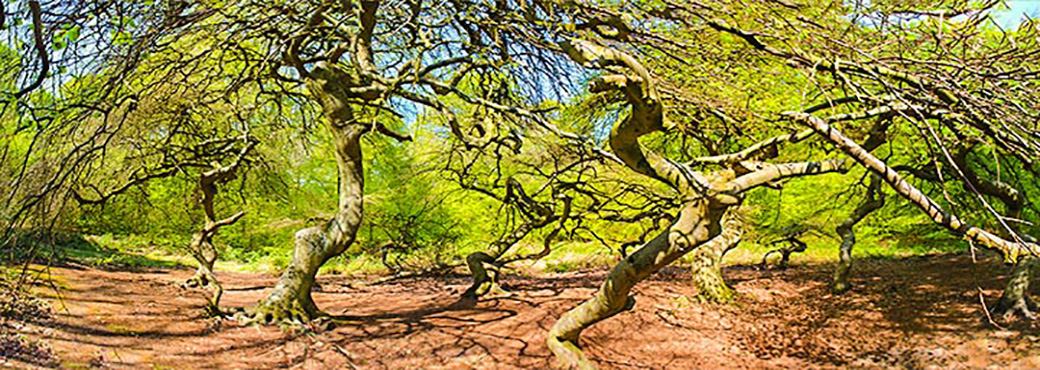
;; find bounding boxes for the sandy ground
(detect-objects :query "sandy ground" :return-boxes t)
[9,252,1040,369]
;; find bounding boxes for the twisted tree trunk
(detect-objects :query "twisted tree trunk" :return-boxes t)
[250,64,366,323]
[183,139,253,315]
[689,215,742,303]
[953,146,1039,320]
[184,213,244,315]
[548,39,850,369]
[546,160,847,369]
[463,179,558,299]
[548,199,728,369]
[991,256,1038,320]
[832,174,884,293]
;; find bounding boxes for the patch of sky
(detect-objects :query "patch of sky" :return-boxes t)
[848,0,1040,30]
[996,0,1040,29]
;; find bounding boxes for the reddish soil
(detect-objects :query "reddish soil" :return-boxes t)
[11,253,1040,369]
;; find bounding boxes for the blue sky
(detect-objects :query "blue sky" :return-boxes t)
[994,0,1040,28]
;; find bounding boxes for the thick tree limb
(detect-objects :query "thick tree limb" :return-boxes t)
[689,129,814,166]
[785,111,1037,263]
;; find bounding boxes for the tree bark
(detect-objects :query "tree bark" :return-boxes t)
[183,139,252,315]
[548,39,850,369]
[786,111,1037,262]
[545,159,849,369]
[463,211,567,298]
[949,144,1037,320]
[463,179,557,299]
[689,215,742,303]
[548,199,728,370]
[185,227,229,315]
[250,64,366,323]
[832,174,884,293]
[991,256,1038,320]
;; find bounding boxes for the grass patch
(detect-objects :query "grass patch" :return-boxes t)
[4,229,187,270]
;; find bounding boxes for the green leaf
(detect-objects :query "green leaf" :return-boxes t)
[66,26,81,43]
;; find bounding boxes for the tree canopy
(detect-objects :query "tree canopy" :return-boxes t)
[3,0,1040,368]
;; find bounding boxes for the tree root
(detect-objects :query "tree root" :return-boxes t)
[693,279,736,304]
[545,336,595,370]
[462,252,511,299]
[990,295,1038,321]
[990,256,1037,322]
[182,269,224,316]
[237,274,323,327]
[832,279,852,295]
[236,297,324,327]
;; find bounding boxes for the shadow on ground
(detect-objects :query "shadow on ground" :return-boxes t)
[10,252,1040,369]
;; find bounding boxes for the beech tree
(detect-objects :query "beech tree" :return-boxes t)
[181,136,257,314]
[545,37,854,369]
[7,3,1040,369]
[539,0,1040,367]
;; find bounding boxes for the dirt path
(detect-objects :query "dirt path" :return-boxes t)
[14,253,1040,369]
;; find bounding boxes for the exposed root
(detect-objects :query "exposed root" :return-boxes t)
[182,268,224,316]
[237,296,324,327]
[239,269,323,327]
[545,335,596,370]
[832,279,852,295]
[989,295,1038,322]
[547,296,636,370]
[693,279,736,304]
[990,256,1038,322]
[462,252,511,299]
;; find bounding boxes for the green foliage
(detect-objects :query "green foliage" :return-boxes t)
[5,0,1037,280]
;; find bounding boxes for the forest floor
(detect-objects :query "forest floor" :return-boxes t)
[7,252,1040,369]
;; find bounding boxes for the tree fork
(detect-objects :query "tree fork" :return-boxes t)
[832,174,885,293]
[550,37,850,368]
[249,64,367,324]
[184,137,254,315]
[546,159,848,369]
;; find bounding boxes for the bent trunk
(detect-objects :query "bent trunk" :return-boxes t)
[251,67,366,323]
[832,174,884,293]
[787,112,1035,261]
[463,214,556,298]
[690,215,742,303]
[464,251,506,298]
[185,233,223,314]
[952,145,1035,320]
[550,40,850,369]
[547,200,727,369]
[463,180,565,299]
[184,145,250,315]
